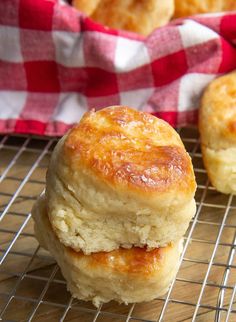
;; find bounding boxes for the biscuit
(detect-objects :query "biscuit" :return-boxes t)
[72,0,101,15]
[33,195,183,307]
[46,106,196,254]
[73,0,174,35]
[174,0,236,18]
[199,71,236,194]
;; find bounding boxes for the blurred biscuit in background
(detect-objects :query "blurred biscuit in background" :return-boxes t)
[72,0,101,15]
[73,0,174,35]
[199,71,236,194]
[73,0,236,35]
[174,0,236,18]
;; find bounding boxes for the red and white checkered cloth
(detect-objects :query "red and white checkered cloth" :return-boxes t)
[1,0,236,136]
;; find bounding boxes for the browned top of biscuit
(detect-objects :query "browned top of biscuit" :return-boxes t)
[199,71,236,149]
[63,106,195,195]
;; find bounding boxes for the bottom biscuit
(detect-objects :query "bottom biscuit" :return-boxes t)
[32,195,183,307]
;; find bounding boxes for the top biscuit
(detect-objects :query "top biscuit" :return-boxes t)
[46,106,196,253]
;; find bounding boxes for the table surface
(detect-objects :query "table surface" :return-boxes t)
[0,127,235,322]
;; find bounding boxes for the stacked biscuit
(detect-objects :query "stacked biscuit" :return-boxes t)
[32,106,196,306]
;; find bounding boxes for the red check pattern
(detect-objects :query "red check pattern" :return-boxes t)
[1,0,236,136]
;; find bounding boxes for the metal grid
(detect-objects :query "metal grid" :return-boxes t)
[0,127,235,322]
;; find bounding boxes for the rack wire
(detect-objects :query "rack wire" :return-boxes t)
[0,127,235,322]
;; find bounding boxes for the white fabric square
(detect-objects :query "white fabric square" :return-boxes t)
[115,37,150,72]
[179,20,219,48]
[0,26,23,62]
[120,88,154,110]
[53,31,85,67]
[54,93,87,123]
[178,73,216,111]
[0,91,26,119]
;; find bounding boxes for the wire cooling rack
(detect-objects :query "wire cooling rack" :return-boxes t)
[0,127,235,322]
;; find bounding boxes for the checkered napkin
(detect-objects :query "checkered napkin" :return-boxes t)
[1,0,236,136]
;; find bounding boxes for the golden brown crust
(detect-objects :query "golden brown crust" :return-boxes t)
[63,106,195,195]
[199,71,236,150]
[225,0,236,11]
[68,245,171,276]
[174,0,236,18]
